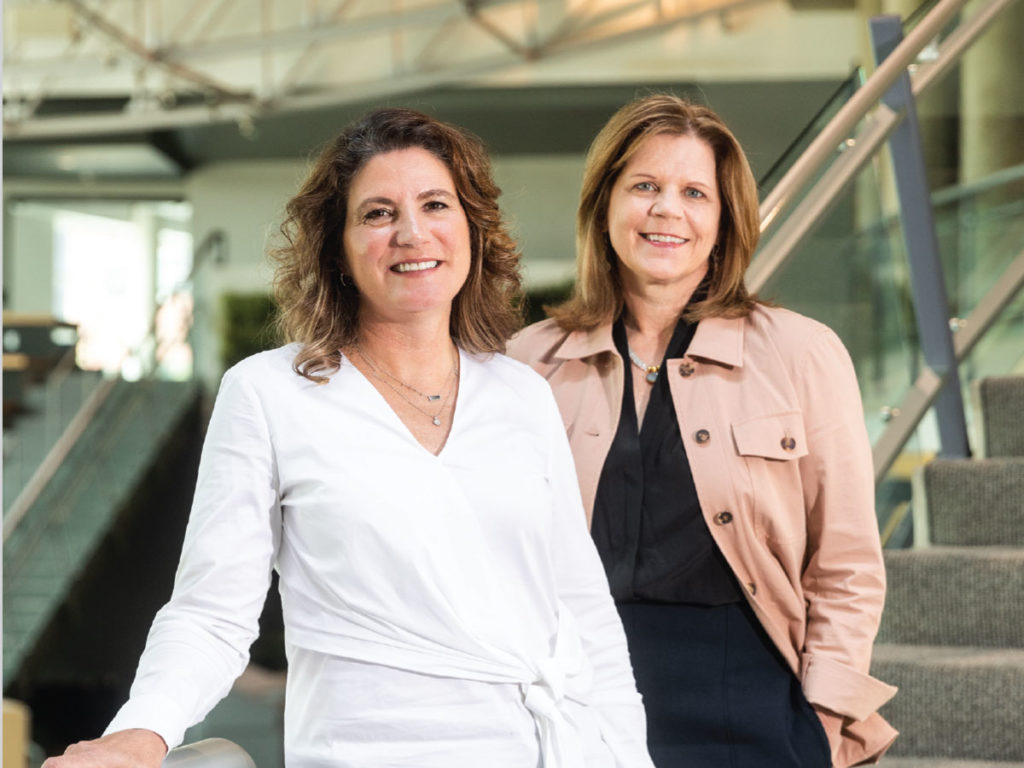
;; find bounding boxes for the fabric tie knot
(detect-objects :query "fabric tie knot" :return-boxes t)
[519,608,589,768]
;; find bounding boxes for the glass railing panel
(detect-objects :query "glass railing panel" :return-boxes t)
[757,68,865,196]
[934,172,1024,320]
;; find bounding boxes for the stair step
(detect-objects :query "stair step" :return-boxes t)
[977,376,1024,458]
[2,379,201,683]
[879,548,1024,648]
[873,644,1024,762]
[921,458,1024,546]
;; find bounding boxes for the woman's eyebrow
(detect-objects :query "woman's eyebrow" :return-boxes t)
[418,188,456,200]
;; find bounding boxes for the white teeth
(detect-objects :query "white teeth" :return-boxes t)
[393,260,439,273]
[643,233,686,244]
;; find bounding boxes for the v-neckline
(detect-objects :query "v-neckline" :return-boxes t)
[343,348,463,458]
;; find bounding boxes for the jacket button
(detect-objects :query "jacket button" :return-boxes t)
[678,360,695,377]
[694,429,711,444]
[781,436,797,451]
[714,511,733,525]
[746,582,757,595]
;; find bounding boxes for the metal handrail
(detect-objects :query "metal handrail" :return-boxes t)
[749,0,1015,292]
[756,0,971,238]
[163,739,256,768]
[872,246,1024,485]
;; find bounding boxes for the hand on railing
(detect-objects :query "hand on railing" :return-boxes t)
[41,733,256,768]
[40,728,168,768]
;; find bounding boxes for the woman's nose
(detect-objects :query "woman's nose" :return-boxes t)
[395,211,428,246]
[650,191,683,218]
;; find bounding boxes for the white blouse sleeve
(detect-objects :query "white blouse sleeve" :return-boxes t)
[542,388,655,768]
[105,365,282,749]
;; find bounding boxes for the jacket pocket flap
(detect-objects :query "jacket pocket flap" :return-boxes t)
[732,411,808,460]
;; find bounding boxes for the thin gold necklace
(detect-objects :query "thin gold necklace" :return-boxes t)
[357,346,459,426]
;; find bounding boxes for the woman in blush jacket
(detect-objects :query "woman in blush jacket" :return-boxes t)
[509,94,898,768]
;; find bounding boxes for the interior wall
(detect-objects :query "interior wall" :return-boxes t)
[185,161,305,391]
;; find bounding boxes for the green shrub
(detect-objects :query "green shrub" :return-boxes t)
[523,280,574,325]
[220,293,279,369]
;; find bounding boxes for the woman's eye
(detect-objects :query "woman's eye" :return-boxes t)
[424,200,449,212]
[362,208,392,222]
[634,181,657,192]
[684,188,706,199]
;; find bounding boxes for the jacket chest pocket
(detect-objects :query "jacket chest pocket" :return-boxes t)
[731,410,808,544]
[732,411,808,461]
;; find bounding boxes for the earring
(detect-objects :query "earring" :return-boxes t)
[710,244,721,265]
[339,272,353,288]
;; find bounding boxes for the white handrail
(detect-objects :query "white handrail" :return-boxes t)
[757,0,971,236]
[3,377,119,542]
[163,738,257,768]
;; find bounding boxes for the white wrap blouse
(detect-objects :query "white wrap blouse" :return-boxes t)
[105,345,653,768]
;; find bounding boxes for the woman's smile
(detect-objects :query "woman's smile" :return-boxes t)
[391,259,441,273]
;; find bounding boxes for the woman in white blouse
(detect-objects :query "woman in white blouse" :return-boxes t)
[42,108,653,768]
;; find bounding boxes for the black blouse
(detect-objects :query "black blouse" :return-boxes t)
[590,316,742,605]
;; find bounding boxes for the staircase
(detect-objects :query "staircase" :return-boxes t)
[3,379,203,689]
[874,376,1024,766]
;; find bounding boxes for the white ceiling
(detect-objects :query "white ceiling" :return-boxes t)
[3,0,858,139]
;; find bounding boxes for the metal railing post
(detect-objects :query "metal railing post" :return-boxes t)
[870,14,970,458]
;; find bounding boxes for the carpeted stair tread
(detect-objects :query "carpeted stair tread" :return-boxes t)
[977,376,1024,457]
[872,644,1024,762]
[879,547,1024,647]
[922,458,1024,545]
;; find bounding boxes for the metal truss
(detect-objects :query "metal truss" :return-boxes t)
[3,0,771,138]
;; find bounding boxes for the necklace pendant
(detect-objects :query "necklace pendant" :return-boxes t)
[427,394,441,402]
[646,370,659,384]
[432,416,442,426]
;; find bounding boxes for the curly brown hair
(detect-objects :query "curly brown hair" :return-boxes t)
[272,107,523,382]
[549,93,759,330]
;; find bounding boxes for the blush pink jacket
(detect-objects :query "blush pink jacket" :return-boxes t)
[508,304,898,767]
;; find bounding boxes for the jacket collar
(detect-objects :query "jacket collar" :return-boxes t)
[553,314,746,368]
[689,315,745,368]
[553,323,616,360]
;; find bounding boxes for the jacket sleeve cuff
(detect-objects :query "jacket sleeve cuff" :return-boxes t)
[801,653,897,722]
[104,692,190,751]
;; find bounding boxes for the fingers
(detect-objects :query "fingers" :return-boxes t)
[42,740,107,768]
[40,730,166,768]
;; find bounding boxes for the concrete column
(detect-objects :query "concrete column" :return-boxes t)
[6,203,56,316]
[960,0,1024,184]
[132,204,160,376]
[957,0,1024,313]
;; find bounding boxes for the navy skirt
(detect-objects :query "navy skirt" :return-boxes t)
[617,600,831,768]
